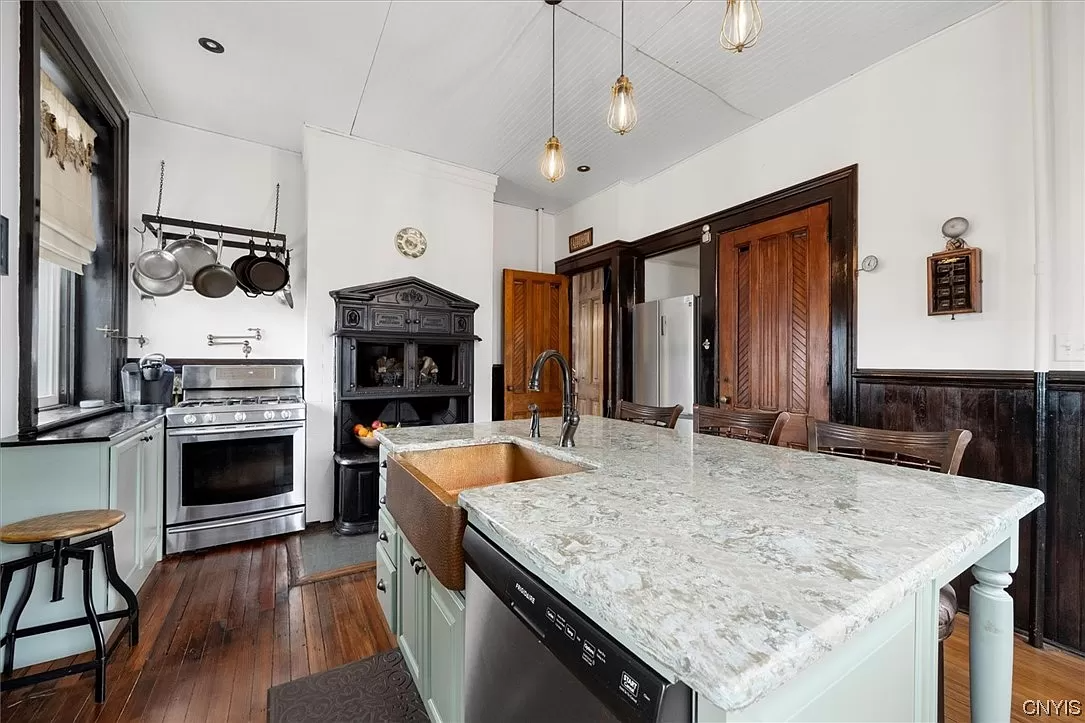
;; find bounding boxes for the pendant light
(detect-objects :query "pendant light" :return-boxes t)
[719,0,763,53]
[606,0,637,135]
[540,0,566,183]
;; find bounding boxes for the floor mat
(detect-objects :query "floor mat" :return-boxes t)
[288,522,377,586]
[268,649,428,723]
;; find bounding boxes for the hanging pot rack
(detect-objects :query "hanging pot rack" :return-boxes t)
[139,164,287,254]
[141,214,287,255]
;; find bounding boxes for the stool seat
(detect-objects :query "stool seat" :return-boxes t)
[0,510,125,544]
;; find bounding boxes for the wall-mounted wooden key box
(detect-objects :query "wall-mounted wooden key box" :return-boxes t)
[927,246,982,316]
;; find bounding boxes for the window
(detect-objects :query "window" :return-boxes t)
[36,257,74,409]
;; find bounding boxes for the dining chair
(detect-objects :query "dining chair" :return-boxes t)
[614,400,683,429]
[806,419,973,723]
[693,405,791,446]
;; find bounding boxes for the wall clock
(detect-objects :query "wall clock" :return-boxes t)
[394,227,427,258]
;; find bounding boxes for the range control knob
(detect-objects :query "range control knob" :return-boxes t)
[280,410,292,419]
[263,411,275,421]
[202,413,216,424]
[234,412,247,422]
[183,414,198,425]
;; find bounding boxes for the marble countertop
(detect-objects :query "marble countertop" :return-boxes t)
[376,417,1043,712]
[0,410,164,447]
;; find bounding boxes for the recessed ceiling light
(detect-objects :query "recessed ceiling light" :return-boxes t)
[198,37,225,54]
[576,165,591,173]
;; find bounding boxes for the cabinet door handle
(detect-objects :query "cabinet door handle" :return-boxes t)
[376,579,386,592]
[413,562,426,574]
[380,495,387,505]
[379,531,389,542]
[409,555,422,566]
[380,460,387,469]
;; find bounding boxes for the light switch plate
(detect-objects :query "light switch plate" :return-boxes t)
[1053,333,1085,362]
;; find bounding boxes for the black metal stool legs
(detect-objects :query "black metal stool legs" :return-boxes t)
[0,532,140,702]
[1,547,48,678]
[65,547,107,703]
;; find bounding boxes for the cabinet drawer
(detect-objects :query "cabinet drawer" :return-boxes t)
[378,507,397,561]
[375,545,398,634]
[414,310,451,334]
[371,306,410,333]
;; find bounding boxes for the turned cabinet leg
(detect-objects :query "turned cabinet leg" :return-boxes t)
[968,537,1017,723]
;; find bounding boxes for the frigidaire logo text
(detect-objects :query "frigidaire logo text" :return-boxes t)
[1022,699,1082,717]
[514,582,535,605]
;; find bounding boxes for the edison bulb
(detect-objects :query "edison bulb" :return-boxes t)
[720,0,763,53]
[540,136,565,183]
[607,75,638,135]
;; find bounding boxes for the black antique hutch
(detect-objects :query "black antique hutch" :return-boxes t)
[330,277,480,533]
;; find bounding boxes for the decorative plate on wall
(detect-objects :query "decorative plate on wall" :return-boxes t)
[394,227,427,258]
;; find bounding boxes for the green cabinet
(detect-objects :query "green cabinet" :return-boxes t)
[398,534,428,693]
[426,580,465,723]
[0,418,165,668]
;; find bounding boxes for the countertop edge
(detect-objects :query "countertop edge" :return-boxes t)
[0,412,164,448]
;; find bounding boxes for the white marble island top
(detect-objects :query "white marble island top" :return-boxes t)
[376,416,1043,713]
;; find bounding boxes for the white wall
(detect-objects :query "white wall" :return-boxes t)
[643,260,699,302]
[1050,0,1085,370]
[127,114,306,360]
[492,202,555,362]
[556,3,1045,371]
[304,127,497,521]
[0,1,20,438]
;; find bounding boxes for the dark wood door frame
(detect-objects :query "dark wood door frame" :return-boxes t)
[556,167,857,419]
[555,241,637,416]
[17,1,129,437]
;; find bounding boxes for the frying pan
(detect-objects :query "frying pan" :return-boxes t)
[134,225,180,280]
[231,239,262,298]
[132,263,184,297]
[165,232,216,283]
[192,233,237,298]
[247,242,289,294]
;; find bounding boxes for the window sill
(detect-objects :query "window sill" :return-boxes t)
[35,403,124,435]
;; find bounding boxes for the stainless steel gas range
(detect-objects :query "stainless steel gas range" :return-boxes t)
[165,363,306,553]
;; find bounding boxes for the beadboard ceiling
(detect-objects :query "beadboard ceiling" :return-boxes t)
[60,0,996,211]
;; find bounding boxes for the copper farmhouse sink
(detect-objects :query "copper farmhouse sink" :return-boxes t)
[386,443,590,590]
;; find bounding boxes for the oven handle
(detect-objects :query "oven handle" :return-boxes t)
[167,421,304,437]
[170,506,303,533]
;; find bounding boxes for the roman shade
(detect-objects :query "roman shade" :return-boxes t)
[39,70,97,275]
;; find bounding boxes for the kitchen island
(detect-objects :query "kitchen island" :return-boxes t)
[376,416,1043,722]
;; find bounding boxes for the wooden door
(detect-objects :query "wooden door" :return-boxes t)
[719,203,830,447]
[571,268,605,416]
[503,270,570,420]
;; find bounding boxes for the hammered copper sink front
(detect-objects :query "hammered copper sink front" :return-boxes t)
[386,443,590,590]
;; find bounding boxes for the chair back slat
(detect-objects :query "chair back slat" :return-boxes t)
[693,405,790,446]
[615,400,683,429]
[806,419,972,475]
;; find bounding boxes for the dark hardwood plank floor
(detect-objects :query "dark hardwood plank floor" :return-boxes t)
[0,537,394,723]
[3,539,1081,722]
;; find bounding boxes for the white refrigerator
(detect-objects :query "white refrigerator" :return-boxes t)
[633,295,697,433]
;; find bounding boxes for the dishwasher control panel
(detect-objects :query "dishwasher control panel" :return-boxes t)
[465,525,690,723]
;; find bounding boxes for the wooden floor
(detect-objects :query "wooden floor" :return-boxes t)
[0,537,394,722]
[2,537,1082,722]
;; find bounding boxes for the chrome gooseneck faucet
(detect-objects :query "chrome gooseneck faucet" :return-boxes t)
[528,349,580,447]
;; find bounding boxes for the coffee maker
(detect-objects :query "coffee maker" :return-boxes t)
[120,353,175,411]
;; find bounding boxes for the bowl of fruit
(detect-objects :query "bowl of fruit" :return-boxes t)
[353,420,386,448]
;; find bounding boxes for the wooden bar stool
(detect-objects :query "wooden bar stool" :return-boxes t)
[615,400,684,429]
[0,509,140,703]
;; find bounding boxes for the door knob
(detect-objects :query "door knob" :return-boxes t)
[506,385,514,392]
[719,395,731,405]
[379,531,388,542]
[376,579,386,592]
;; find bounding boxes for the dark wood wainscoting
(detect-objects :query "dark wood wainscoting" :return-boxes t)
[1045,372,1085,654]
[854,370,1037,635]
[855,369,1085,656]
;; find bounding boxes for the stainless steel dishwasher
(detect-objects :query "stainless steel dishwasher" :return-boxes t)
[463,525,692,723]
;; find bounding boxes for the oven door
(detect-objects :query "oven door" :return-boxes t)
[166,421,306,526]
